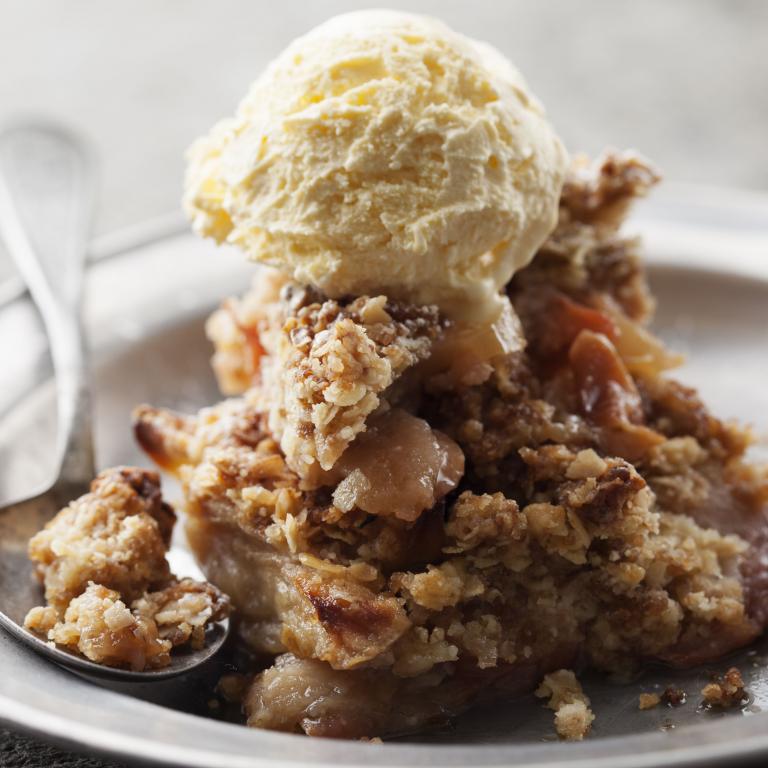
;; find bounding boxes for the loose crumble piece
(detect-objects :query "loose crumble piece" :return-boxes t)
[701,668,748,708]
[24,467,229,671]
[638,693,661,710]
[535,670,595,741]
[27,466,174,612]
[207,280,444,483]
[29,582,173,670]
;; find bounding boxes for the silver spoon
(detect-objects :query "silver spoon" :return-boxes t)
[0,122,228,681]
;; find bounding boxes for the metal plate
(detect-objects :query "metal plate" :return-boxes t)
[0,191,767,768]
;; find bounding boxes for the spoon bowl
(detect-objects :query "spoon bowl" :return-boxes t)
[0,488,229,682]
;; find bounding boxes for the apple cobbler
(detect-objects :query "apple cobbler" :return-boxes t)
[130,152,768,739]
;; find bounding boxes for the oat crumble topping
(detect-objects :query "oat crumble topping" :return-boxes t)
[125,151,768,738]
[24,468,229,670]
[638,693,661,710]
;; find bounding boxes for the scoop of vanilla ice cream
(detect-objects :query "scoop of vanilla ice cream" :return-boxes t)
[185,10,567,321]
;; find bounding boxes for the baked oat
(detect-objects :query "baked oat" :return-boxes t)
[126,150,768,738]
[535,669,595,741]
[24,467,230,670]
[638,693,661,710]
[207,281,444,483]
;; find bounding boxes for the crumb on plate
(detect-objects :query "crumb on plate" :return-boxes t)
[701,667,747,708]
[639,692,661,710]
[535,669,595,741]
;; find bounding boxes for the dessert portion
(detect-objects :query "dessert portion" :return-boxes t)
[133,150,768,740]
[25,468,229,671]
[24,8,768,742]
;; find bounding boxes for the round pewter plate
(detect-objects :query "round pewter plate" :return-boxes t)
[0,186,767,768]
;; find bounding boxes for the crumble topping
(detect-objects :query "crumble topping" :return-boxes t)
[51,148,756,738]
[512,150,660,325]
[132,577,230,649]
[560,150,661,230]
[29,582,173,670]
[207,281,444,482]
[636,686,690,710]
[27,466,174,612]
[24,468,229,670]
[274,294,441,474]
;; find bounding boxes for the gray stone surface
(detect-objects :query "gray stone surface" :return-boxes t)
[0,728,124,768]
[0,1,766,766]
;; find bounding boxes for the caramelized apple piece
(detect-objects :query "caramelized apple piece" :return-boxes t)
[245,650,574,739]
[205,269,288,395]
[288,572,411,669]
[133,406,197,472]
[569,330,664,461]
[518,289,681,381]
[327,409,464,521]
[570,330,642,422]
[228,299,267,380]
[543,291,620,360]
[591,294,683,377]
[425,297,524,386]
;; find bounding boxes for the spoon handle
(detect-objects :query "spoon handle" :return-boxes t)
[0,123,96,493]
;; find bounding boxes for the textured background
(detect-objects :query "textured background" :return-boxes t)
[1,0,767,241]
[0,0,766,766]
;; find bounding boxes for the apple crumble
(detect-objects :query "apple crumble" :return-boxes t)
[21,9,767,742]
[24,467,230,670]
[126,150,768,738]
